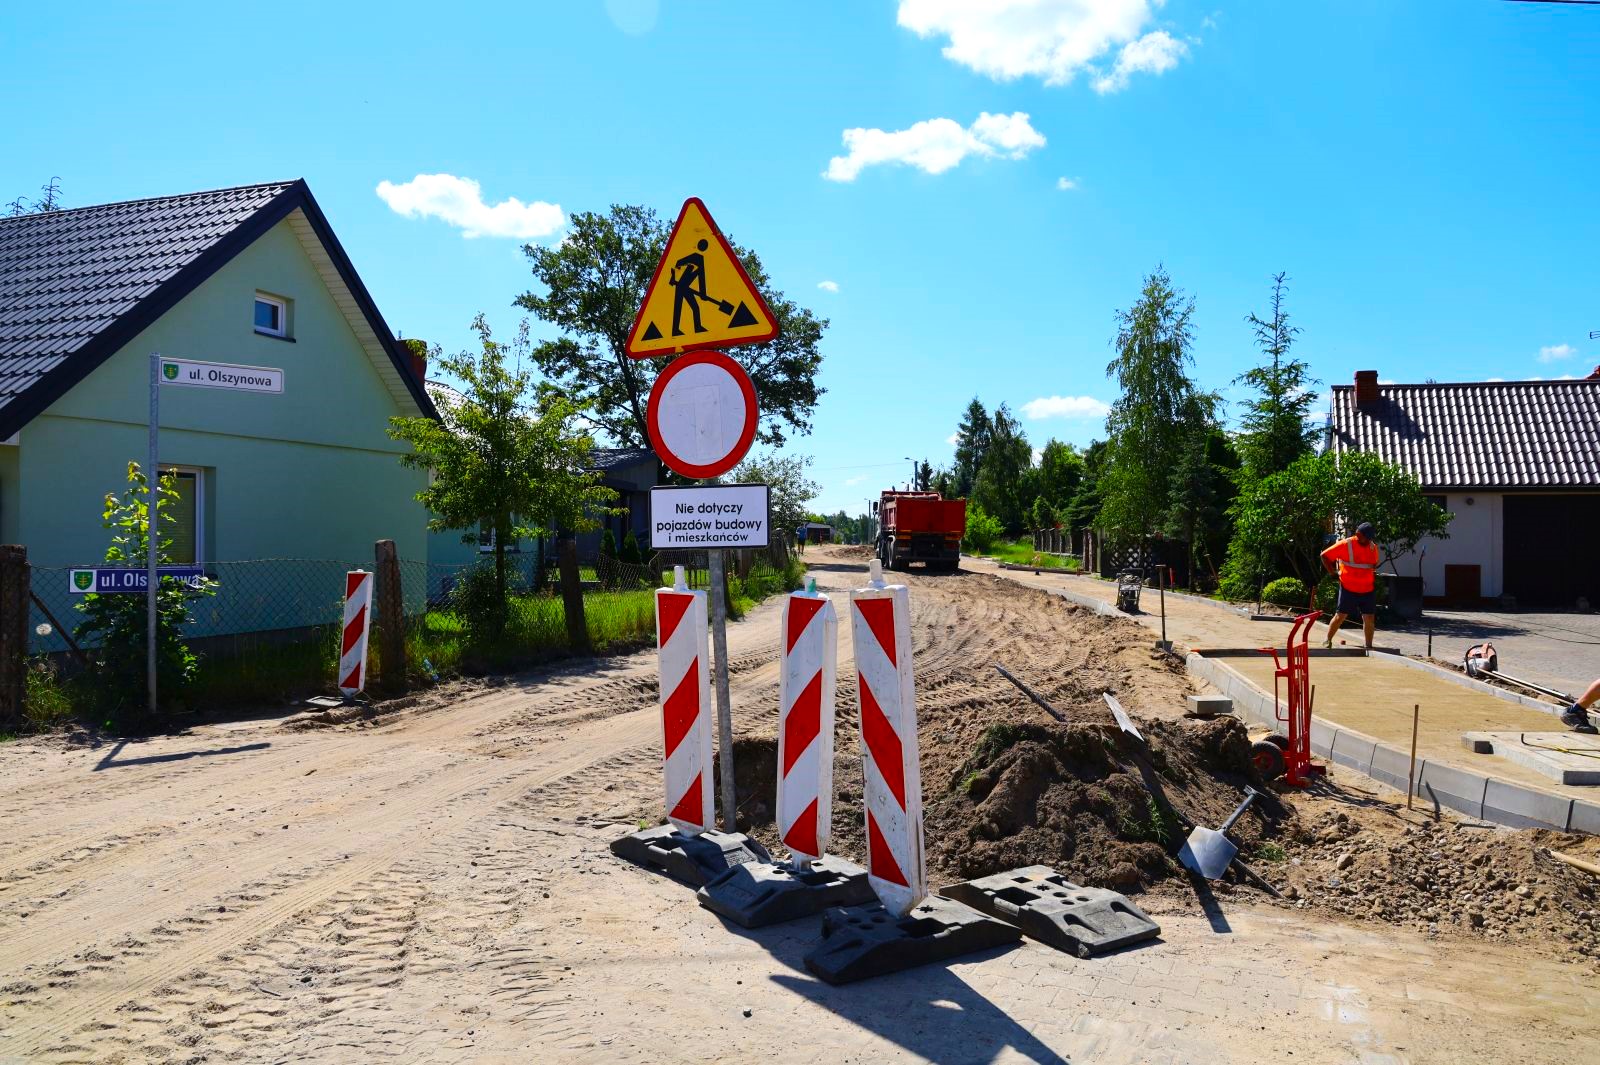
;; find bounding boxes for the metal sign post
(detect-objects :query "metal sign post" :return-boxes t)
[147,354,159,716]
[706,547,737,831]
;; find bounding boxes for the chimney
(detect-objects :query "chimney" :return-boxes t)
[1354,369,1380,408]
[1588,364,1600,381]
[399,337,428,383]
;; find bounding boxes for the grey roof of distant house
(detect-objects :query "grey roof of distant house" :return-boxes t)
[1328,379,1600,490]
[0,179,434,437]
[591,447,656,472]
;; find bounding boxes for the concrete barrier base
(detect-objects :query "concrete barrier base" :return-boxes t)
[610,825,771,888]
[696,855,874,927]
[939,865,1160,957]
[803,895,1021,985]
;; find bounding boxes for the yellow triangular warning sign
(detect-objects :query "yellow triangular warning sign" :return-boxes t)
[626,198,778,359]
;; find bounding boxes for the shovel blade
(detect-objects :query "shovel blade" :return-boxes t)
[1178,826,1237,880]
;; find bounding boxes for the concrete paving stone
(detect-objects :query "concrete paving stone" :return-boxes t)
[1481,778,1575,830]
[1414,759,1489,819]
[1329,729,1378,774]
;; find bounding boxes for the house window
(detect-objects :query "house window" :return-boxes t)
[254,293,288,337]
[163,469,203,565]
[478,524,519,554]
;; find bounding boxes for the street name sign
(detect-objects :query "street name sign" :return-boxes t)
[69,566,208,593]
[626,198,777,359]
[160,358,284,394]
[650,484,771,550]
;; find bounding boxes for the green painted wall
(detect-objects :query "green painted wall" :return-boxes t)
[15,215,429,576]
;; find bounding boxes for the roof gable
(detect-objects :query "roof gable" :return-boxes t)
[0,180,435,437]
[1328,380,1600,490]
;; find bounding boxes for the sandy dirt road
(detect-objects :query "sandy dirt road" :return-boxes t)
[2,547,1597,1064]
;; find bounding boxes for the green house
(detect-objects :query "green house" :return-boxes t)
[0,180,437,646]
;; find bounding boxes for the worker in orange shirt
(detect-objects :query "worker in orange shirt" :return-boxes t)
[1321,521,1380,650]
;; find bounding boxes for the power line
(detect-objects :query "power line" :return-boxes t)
[1498,1,1600,6]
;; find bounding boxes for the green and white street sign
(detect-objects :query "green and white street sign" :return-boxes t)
[159,358,283,394]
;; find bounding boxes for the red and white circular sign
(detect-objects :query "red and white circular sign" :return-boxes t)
[646,349,759,480]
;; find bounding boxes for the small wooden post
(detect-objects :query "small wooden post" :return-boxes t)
[558,537,590,653]
[374,539,405,691]
[1406,703,1421,811]
[0,545,29,730]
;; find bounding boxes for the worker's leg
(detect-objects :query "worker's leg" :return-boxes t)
[1323,612,1348,647]
[1563,678,1600,733]
[1362,613,1375,649]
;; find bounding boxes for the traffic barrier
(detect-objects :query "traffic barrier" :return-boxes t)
[848,560,926,916]
[338,570,373,696]
[656,567,714,833]
[777,586,837,863]
[940,866,1160,957]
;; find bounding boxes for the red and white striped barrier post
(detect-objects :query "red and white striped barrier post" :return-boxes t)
[777,583,838,868]
[849,559,926,916]
[657,565,715,834]
[339,569,373,697]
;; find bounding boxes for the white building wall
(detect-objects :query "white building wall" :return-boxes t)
[1389,492,1502,599]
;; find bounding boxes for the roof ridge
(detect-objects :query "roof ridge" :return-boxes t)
[1332,378,1599,389]
[0,179,301,224]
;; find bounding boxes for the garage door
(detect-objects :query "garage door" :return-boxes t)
[1502,494,1600,607]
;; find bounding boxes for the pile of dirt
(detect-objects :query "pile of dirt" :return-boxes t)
[1278,805,1600,965]
[726,714,1293,896]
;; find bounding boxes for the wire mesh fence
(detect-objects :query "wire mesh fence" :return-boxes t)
[21,541,796,714]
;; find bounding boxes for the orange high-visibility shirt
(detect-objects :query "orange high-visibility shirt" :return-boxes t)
[1322,535,1379,593]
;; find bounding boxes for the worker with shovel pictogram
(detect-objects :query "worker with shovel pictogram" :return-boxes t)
[671,239,751,337]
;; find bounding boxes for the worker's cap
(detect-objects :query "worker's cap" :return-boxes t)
[1356,521,1376,538]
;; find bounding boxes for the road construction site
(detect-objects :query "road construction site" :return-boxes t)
[3,545,1599,1064]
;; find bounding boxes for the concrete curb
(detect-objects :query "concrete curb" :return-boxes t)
[987,565,1598,835]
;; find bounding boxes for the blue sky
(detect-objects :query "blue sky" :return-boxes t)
[4,1,1597,518]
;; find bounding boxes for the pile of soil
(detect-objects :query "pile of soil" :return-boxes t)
[726,714,1293,896]
[1278,804,1600,965]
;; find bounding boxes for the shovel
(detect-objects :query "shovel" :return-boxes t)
[1178,787,1259,880]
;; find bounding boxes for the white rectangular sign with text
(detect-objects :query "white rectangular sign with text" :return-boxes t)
[160,358,284,394]
[650,484,771,550]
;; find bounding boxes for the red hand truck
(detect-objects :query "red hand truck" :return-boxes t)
[1251,611,1327,788]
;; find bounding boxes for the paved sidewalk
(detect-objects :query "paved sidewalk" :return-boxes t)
[1385,610,1600,702]
[964,560,1600,809]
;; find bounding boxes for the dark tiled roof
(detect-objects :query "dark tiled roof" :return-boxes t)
[0,183,294,422]
[591,447,656,472]
[1328,380,1600,490]
[0,180,434,436]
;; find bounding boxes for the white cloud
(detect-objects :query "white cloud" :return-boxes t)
[1091,31,1189,94]
[604,0,658,35]
[1538,343,1577,363]
[1486,377,1505,383]
[1056,176,1079,191]
[376,174,565,239]
[1032,446,1045,465]
[823,111,1045,182]
[897,1,1190,92]
[817,280,840,293]
[946,431,960,446]
[843,474,866,486]
[1020,394,1112,420]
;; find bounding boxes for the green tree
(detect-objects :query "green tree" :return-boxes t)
[1099,266,1204,539]
[75,462,214,727]
[1064,440,1109,542]
[1161,396,1229,586]
[915,459,933,492]
[729,450,819,533]
[620,528,644,565]
[951,398,992,498]
[1234,273,1318,479]
[1035,439,1083,511]
[6,176,63,217]
[971,404,1033,534]
[1229,450,1452,596]
[1030,495,1056,533]
[388,316,615,634]
[516,205,827,464]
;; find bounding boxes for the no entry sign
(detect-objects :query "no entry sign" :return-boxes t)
[646,349,758,480]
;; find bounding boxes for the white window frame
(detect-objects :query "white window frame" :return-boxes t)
[478,525,520,554]
[254,293,288,338]
[162,465,206,565]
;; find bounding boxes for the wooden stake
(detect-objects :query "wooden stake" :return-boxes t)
[1406,703,1420,811]
[1549,849,1600,879]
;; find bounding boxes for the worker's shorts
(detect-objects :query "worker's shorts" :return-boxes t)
[1336,586,1377,619]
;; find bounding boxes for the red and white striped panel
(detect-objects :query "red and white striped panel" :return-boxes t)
[339,570,374,697]
[776,590,837,865]
[656,581,714,834]
[849,562,926,916]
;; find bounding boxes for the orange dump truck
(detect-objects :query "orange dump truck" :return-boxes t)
[875,491,966,572]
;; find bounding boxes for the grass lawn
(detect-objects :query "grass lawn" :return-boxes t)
[986,539,1080,571]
